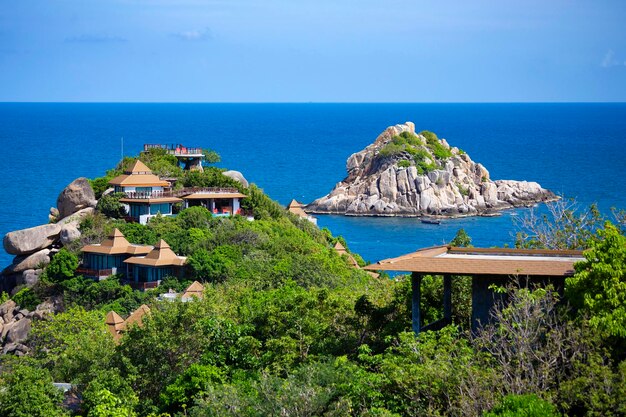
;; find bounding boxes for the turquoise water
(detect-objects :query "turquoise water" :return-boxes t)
[0,103,625,266]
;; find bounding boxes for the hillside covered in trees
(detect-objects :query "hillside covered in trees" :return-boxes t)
[0,148,625,417]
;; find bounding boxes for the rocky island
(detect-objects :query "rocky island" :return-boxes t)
[307,122,557,217]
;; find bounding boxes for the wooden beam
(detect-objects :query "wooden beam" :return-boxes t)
[411,272,421,334]
[443,274,452,321]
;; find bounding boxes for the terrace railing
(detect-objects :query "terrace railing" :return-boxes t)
[76,267,114,278]
[122,187,240,200]
[121,280,160,290]
[143,144,203,156]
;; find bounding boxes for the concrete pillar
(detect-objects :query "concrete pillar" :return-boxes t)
[411,272,421,335]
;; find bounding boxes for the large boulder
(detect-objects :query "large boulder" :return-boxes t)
[60,223,81,245]
[4,318,31,344]
[58,207,95,225]
[3,223,61,256]
[222,170,249,188]
[56,177,97,219]
[3,249,50,274]
[0,300,17,322]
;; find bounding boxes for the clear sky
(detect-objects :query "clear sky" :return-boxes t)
[1,0,625,102]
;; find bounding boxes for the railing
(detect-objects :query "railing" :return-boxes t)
[122,187,240,200]
[77,267,114,278]
[143,144,203,155]
[121,280,160,290]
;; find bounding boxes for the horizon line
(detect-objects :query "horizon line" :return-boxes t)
[1,101,626,105]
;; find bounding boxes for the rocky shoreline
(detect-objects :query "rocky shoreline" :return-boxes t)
[307,122,557,217]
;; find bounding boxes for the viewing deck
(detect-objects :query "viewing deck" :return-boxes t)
[143,144,203,157]
[122,187,240,200]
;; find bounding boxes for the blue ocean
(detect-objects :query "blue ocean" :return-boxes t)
[0,103,625,268]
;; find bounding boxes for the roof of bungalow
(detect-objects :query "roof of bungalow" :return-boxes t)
[108,160,171,187]
[334,242,360,268]
[364,245,585,277]
[121,304,151,329]
[182,192,247,200]
[105,310,125,341]
[81,228,153,256]
[181,281,204,300]
[124,239,187,267]
[287,199,309,218]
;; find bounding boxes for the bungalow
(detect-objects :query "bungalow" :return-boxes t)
[105,304,151,342]
[108,160,182,224]
[78,229,152,280]
[123,240,187,290]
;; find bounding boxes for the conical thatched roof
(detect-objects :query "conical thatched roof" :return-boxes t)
[181,281,204,300]
[124,240,187,267]
[287,199,308,218]
[82,228,153,255]
[108,160,170,187]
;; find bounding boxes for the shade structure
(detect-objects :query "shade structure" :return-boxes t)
[365,245,585,334]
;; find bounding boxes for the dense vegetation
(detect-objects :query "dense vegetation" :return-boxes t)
[1,149,626,417]
[378,131,454,174]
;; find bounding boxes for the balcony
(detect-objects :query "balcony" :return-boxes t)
[121,280,161,291]
[122,187,240,200]
[143,144,203,157]
[77,267,115,279]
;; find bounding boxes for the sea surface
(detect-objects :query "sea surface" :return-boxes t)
[0,103,625,268]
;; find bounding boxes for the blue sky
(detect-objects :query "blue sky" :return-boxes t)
[1,0,625,102]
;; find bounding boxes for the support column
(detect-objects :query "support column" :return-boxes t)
[411,272,422,335]
[443,274,452,322]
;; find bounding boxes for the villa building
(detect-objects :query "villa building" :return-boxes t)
[123,239,187,290]
[108,160,182,224]
[182,188,246,216]
[79,229,152,280]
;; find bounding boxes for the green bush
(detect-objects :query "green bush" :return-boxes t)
[96,192,127,218]
[483,394,561,417]
[12,287,42,310]
[397,160,411,168]
[45,248,78,283]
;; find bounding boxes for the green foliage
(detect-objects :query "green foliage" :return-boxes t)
[30,307,117,383]
[45,248,78,283]
[397,160,411,168]
[566,222,626,338]
[202,149,221,164]
[0,360,68,417]
[161,364,224,410]
[86,389,138,417]
[96,192,127,218]
[450,228,472,247]
[181,167,241,189]
[12,286,42,310]
[188,246,241,282]
[81,369,139,417]
[420,130,453,160]
[484,394,561,417]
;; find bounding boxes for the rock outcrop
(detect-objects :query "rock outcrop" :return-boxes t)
[0,298,60,356]
[223,170,249,188]
[307,122,556,217]
[56,177,97,219]
[3,223,62,256]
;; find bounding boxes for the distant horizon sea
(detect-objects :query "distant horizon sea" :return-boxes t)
[0,103,625,268]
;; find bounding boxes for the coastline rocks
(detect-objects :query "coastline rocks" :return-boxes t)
[223,170,249,188]
[307,122,556,217]
[3,223,61,256]
[0,298,59,356]
[60,223,81,246]
[3,249,50,274]
[56,177,97,219]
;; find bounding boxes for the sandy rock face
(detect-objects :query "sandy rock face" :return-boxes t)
[222,170,249,188]
[307,122,556,217]
[56,177,97,219]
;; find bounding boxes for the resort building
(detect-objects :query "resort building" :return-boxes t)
[143,144,204,171]
[365,245,584,335]
[158,281,205,302]
[287,199,317,225]
[123,240,187,290]
[182,188,246,216]
[108,160,182,225]
[79,229,152,280]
